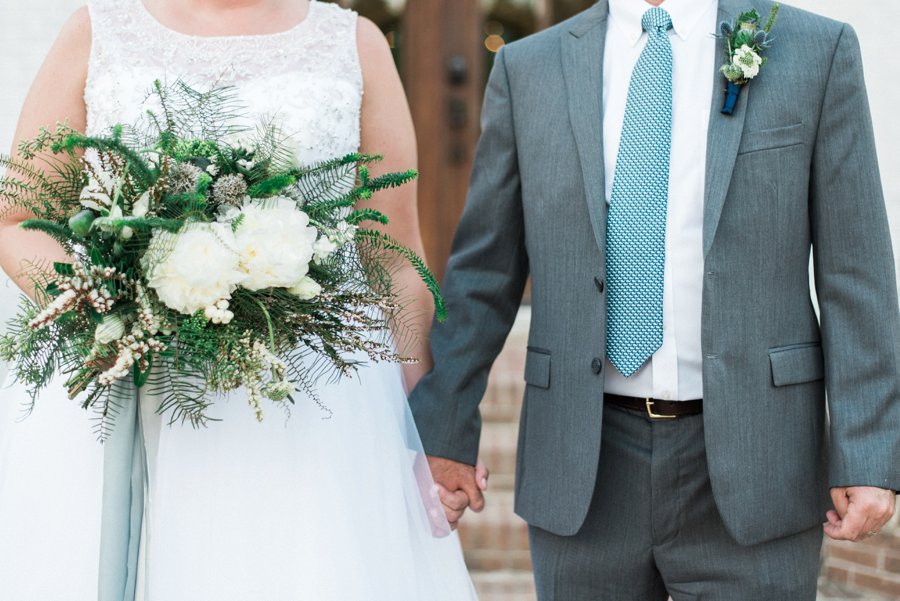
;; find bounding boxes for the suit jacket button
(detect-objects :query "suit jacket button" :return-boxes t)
[594,277,605,294]
[591,358,603,374]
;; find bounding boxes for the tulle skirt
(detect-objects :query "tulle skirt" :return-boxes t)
[0,358,478,600]
[0,375,104,601]
[135,354,477,600]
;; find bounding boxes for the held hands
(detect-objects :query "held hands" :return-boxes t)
[428,456,489,530]
[825,486,896,542]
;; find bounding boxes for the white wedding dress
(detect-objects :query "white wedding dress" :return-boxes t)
[0,1,478,599]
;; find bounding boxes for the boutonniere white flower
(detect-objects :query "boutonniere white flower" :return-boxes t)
[717,4,780,115]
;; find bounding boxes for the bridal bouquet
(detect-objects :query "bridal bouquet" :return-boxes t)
[0,82,443,434]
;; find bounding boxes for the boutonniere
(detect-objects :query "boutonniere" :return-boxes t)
[717,4,780,115]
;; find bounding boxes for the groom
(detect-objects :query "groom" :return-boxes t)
[409,0,899,598]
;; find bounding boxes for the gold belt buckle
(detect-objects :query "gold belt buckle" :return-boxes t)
[646,398,677,420]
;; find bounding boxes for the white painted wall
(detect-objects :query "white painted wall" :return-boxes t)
[0,0,898,384]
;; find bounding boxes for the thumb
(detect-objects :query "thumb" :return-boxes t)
[831,487,850,518]
[475,460,490,492]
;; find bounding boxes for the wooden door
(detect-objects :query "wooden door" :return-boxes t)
[328,0,596,281]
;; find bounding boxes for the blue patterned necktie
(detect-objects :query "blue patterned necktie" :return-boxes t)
[606,7,674,377]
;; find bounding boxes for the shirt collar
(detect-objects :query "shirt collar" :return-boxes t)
[609,0,717,45]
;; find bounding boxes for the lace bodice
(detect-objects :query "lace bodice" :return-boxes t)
[84,0,362,167]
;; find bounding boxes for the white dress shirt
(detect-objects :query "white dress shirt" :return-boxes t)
[602,0,718,401]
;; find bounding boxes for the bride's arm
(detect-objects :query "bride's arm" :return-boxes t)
[0,8,91,300]
[356,17,434,392]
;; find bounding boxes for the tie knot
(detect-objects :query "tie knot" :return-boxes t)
[642,7,673,33]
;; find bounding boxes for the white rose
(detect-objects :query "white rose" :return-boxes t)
[733,44,763,80]
[233,197,318,291]
[144,223,244,315]
[288,276,322,300]
[94,314,126,344]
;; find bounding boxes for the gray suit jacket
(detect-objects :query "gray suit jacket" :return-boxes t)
[409,0,900,545]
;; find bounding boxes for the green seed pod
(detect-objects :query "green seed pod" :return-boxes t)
[68,210,97,237]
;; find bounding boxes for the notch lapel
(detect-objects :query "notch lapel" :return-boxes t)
[561,1,609,254]
[703,0,750,257]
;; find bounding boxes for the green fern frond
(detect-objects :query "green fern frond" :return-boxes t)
[365,170,419,192]
[247,174,296,198]
[19,219,78,250]
[355,228,446,322]
[346,208,389,226]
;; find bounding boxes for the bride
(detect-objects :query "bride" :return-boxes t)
[0,1,484,599]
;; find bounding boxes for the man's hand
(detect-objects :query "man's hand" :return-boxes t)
[825,486,896,542]
[428,456,489,529]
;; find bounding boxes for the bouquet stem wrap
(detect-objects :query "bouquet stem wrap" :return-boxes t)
[98,384,144,601]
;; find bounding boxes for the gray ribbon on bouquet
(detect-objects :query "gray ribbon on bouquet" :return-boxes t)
[98,381,147,601]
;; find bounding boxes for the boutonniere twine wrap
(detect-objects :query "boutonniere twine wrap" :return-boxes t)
[718,4,780,115]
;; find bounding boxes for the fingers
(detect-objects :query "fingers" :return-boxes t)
[476,460,490,492]
[427,455,487,512]
[825,487,896,542]
[436,484,467,528]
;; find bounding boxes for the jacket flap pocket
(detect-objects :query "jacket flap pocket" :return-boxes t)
[524,348,551,389]
[738,122,804,155]
[769,343,824,387]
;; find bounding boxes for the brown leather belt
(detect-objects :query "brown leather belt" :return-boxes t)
[604,394,703,419]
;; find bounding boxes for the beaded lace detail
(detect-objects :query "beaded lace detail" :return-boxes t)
[84,0,363,167]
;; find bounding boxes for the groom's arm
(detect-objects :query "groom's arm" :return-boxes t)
[409,46,528,467]
[808,25,900,538]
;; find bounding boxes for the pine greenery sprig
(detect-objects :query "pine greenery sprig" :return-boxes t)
[356,228,447,322]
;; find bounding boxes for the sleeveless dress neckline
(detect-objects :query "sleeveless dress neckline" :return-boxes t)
[134,0,319,42]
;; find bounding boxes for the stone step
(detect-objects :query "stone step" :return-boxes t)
[459,490,532,571]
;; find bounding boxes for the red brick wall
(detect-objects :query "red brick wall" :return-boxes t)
[822,520,900,599]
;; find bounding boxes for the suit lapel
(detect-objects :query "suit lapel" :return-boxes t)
[562,1,609,254]
[703,0,750,257]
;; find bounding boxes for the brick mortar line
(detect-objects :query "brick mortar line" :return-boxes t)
[823,557,900,586]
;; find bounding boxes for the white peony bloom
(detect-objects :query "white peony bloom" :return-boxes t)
[312,236,338,264]
[95,314,126,344]
[144,223,244,315]
[288,276,322,301]
[733,44,763,80]
[233,197,318,291]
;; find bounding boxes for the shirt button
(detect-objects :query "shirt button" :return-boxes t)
[591,358,603,375]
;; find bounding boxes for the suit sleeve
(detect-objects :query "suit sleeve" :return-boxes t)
[407,47,529,466]
[810,24,900,491]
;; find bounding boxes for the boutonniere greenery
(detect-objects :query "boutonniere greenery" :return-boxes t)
[718,4,780,115]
